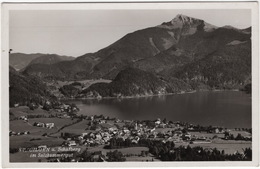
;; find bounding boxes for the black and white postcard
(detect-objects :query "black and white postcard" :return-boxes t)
[1,2,259,168]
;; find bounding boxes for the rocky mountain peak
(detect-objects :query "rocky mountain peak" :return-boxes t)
[171,14,199,25]
[158,14,217,34]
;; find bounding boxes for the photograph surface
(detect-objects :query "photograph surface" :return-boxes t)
[2,2,259,167]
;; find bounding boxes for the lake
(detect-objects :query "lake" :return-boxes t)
[65,91,251,128]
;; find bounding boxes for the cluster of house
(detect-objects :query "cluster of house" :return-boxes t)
[57,114,72,119]
[19,116,28,122]
[33,122,55,129]
[59,117,226,148]
[13,100,79,115]
[54,103,79,114]
[9,130,30,136]
[53,103,80,119]
[62,126,121,147]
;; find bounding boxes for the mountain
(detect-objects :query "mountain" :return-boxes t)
[23,54,95,80]
[22,14,251,90]
[23,24,180,80]
[9,53,44,70]
[28,54,74,66]
[81,68,191,98]
[24,14,213,80]
[9,53,74,71]
[9,66,57,107]
[133,45,192,74]
[173,40,251,89]
[79,14,220,79]
[133,25,251,75]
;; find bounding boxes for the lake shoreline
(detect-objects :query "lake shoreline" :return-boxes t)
[60,89,242,101]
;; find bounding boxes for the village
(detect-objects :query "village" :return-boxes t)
[9,102,252,162]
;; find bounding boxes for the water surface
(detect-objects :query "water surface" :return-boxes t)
[65,91,251,128]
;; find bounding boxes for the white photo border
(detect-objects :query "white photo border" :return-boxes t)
[1,2,259,168]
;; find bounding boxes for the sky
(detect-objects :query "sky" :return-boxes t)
[9,9,251,57]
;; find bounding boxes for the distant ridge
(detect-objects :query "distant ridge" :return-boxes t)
[28,54,74,66]
[10,53,74,71]
[10,53,44,70]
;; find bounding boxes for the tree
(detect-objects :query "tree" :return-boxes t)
[43,101,52,111]
[235,133,244,140]
[152,146,159,156]
[243,148,252,160]
[59,85,80,98]
[124,138,132,147]
[182,128,187,134]
[106,150,126,162]
[224,131,230,139]
[230,134,235,140]
[78,150,94,162]
[141,151,146,157]
[212,135,218,139]
[163,118,167,124]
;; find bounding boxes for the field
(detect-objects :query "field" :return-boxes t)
[10,120,42,133]
[10,118,78,135]
[50,120,90,136]
[49,119,119,137]
[10,106,29,118]
[10,120,57,138]
[10,134,65,148]
[10,107,64,119]
[229,130,252,137]
[87,145,149,155]
[189,131,225,139]
[28,118,77,129]
[87,145,160,162]
[175,139,252,155]
[10,117,79,148]
[191,142,251,154]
